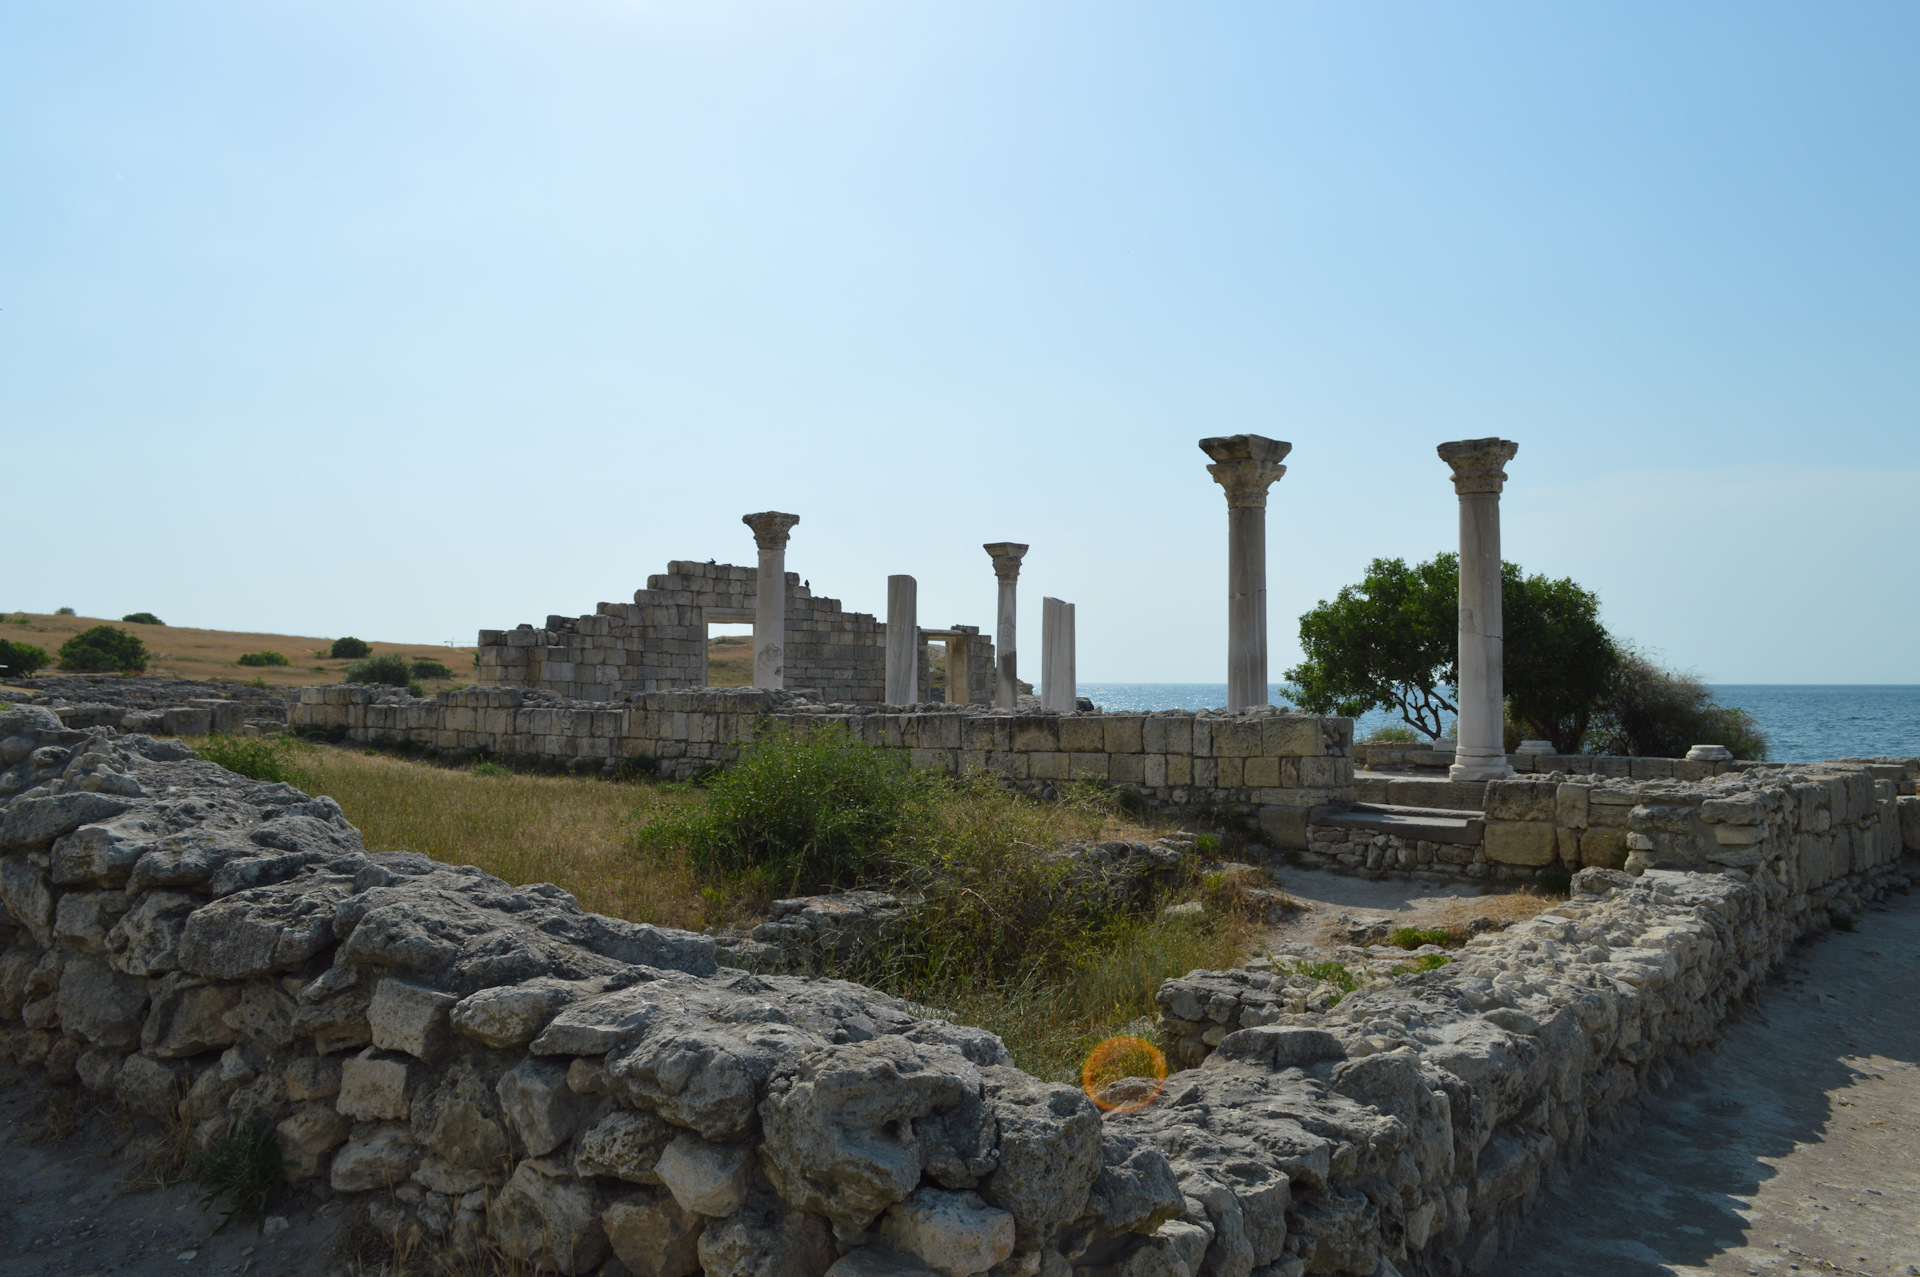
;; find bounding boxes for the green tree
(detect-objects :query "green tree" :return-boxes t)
[1586,648,1768,759]
[1286,553,1617,752]
[1285,555,1459,738]
[0,639,49,678]
[58,626,149,673]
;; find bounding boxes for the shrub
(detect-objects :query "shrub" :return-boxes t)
[1363,723,1421,744]
[645,724,919,893]
[122,611,165,625]
[410,657,454,680]
[55,606,75,616]
[196,734,298,784]
[0,639,49,678]
[58,625,148,673]
[194,1119,284,1233]
[473,760,511,778]
[1388,925,1454,950]
[344,654,413,687]
[236,651,290,668]
[1585,649,1769,760]
[329,636,372,659]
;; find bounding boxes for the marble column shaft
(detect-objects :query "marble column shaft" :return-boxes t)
[983,543,1028,709]
[1437,438,1519,782]
[885,575,919,706]
[1199,435,1291,712]
[1041,597,1076,713]
[741,512,800,690]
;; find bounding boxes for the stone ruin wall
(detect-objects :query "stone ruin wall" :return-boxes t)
[5,710,1919,1277]
[1312,749,1920,886]
[476,561,995,706]
[287,686,1357,850]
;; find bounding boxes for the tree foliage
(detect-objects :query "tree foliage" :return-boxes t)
[58,626,148,674]
[1286,553,1618,751]
[1586,648,1769,760]
[0,639,49,678]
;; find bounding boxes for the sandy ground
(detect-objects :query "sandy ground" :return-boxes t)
[1256,863,1556,955]
[1491,891,1920,1277]
[0,1082,349,1277]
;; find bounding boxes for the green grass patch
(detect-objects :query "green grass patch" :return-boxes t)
[194,1120,284,1233]
[195,734,298,784]
[1388,925,1456,950]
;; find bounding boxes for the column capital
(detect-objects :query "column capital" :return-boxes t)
[983,542,1029,582]
[742,511,801,551]
[1200,435,1291,508]
[1436,439,1518,496]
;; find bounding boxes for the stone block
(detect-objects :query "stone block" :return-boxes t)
[1102,717,1143,756]
[1058,719,1105,753]
[1068,753,1110,779]
[1484,780,1556,823]
[1579,827,1628,869]
[338,1050,412,1121]
[1243,756,1280,788]
[278,1103,351,1180]
[604,1189,704,1277]
[1261,717,1323,757]
[286,1056,343,1102]
[1211,720,1260,758]
[368,979,458,1060]
[1216,757,1244,789]
[1483,820,1556,866]
[877,1187,1016,1277]
[1554,783,1590,830]
[655,1132,753,1218]
[56,954,148,1048]
[1166,755,1192,787]
[1109,753,1145,786]
[331,1122,421,1193]
[1258,806,1311,851]
[1029,752,1069,781]
[493,1157,611,1274]
[142,975,241,1058]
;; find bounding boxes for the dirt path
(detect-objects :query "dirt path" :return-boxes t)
[0,1080,349,1277]
[1256,864,1555,956]
[1490,892,1920,1277]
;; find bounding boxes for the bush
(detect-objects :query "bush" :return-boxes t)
[410,657,454,680]
[1586,649,1769,760]
[194,1119,284,1233]
[0,639,49,678]
[344,654,413,687]
[646,724,919,893]
[236,651,290,668]
[196,734,298,784]
[55,606,75,616]
[58,626,148,673]
[122,611,165,625]
[329,636,372,659]
[1362,724,1420,744]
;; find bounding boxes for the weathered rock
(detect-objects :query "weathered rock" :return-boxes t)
[285,1055,343,1101]
[368,978,458,1060]
[117,1052,189,1120]
[497,1056,583,1158]
[53,889,130,954]
[278,1103,352,1180]
[824,1246,941,1277]
[105,890,198,977]
[976,1067,1104,1249]
[760,1034,996,1233]
[451,981,576,1048]
[330,1122,421,1192]
[177,875,351,979]
[51,817,158,887]
[55,953,149,1048]
[2,792,134,852]
[876,1187,1017,1277]
[574,1106,675,1183]
[603,1188,705,1277]
[695,1187,835,1277]
[338,1050,412,1121]
[493,1156,610,1275]
[0,856,54,947]
[654,1132,753,1218]
[141,973,241,1057]
[223,980,298,1050]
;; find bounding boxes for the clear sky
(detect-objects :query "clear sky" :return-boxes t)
[5,2,1916,684]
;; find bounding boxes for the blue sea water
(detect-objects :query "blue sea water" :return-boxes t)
[1076,683,1920,763]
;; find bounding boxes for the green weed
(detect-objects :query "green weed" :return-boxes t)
[196,734,298,784]
[1388,925,1455,950]
[194,1119,285,1233]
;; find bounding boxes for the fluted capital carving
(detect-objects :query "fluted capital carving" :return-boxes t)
[742,511,800,551]
[983,542,1029,582]
[1437,439,1518,496]
[1200,435,1291,509]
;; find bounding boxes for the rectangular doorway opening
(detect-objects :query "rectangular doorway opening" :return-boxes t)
[706,622,754,688]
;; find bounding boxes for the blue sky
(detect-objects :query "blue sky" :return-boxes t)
[5,2,1916,683]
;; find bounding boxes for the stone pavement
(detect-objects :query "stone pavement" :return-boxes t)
[1492,893,1920,1277]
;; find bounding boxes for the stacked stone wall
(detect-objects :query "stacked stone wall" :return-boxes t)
[1310,760,1920,884]
[288,686,1356,848]
[475,561,993,705]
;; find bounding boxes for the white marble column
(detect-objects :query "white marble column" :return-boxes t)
[1437,438,1519,782]
[983,543,1028,709]
[1200,435,1291,712]
[741,511,800,690]
[1041,597,1076,712]
[885,575,918,705]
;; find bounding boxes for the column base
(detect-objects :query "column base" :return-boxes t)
[1449,755,1515,783]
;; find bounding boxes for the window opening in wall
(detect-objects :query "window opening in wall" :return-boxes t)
[706,622,754,688]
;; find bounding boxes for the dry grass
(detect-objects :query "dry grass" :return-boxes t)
[281,743,721,929]
[0,611,476,692]
[261,740,1257,1080]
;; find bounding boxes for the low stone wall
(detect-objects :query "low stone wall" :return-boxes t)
[12,674,291,738]
[288,685,1357,849]
[1306,761,1920,885]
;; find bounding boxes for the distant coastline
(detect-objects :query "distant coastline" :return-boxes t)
[1077,682,1920,763]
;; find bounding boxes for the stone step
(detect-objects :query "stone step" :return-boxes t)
[1312,802,1484,845]
[1355,771,1489,811]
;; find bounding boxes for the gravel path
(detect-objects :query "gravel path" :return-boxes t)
[1491,891,1920,1277]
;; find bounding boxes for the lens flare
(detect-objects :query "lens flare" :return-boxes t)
[1081,1036,1168,1113]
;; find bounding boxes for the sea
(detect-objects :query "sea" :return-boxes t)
[1075,683,1920,764]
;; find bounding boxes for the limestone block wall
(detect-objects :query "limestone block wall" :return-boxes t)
[287,687,1356,848]
[475,561,995,705]
[1309,761,1919,884]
